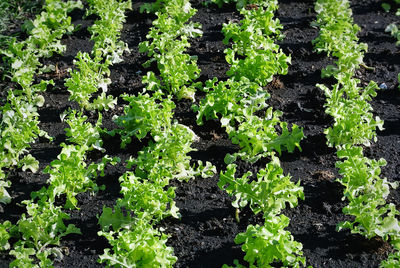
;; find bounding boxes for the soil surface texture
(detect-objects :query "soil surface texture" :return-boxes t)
[1,0,400,267]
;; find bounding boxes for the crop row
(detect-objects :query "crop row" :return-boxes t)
[0,0,83,205]
[0,0,130,266]
[313,0,400,266]
[0,0,83,261]
[193,0,307,266]
[97,0,215,266]
[66,0,131,111]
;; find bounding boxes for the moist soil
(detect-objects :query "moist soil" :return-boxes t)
[1,0,400,267]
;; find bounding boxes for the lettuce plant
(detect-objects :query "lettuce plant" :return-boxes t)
[221,1,290,86]
[0,180,11,205]
[227,112,304,161]
[65,52,113,110]
[44,144,117,209]
[63,110,104,151]
[0,0,81,177]
[0,0,81,209]
[193,77,269,126]
[386,24,400,46]
[139,0,202,100]
[319,79,383,147]
[0,92,51,196]
[118,171,180,222]
[336,146,400,239]
[101,63,216,265]
[65,0,131,111]
[127,121,214,183]
[312,0,369,80]
[7,114,119,265]
[98,209,177,268]
[381,250,400,268]
[227,215,306,268]
[9,197,80,268]
[219,162,306,267]
[220,162,304,216]
[98,119,215,265]
[1,0,130,266]
[86,0,132,64]
[194,78,303,163]
[112,92,175,147]
[0,221,11,251]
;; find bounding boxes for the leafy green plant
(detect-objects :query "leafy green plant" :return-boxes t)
[0,0,42,49]
[65,0,131,111]
[98,209,177,268]
[336,146,400,239]
[127,121,214,183]
[118,171,180,222]
[63,110,104,151]
[26,0,82,57]
[86,0,132,64]
[381,0,400,13]
[139,0,202,100]
[43,144,117,209]
[98,118,215,265]
[191,1,307,267]
[99,128,215,267]
[219,163,306,268]
[7,110,119,265]
[385,23,400,46]
[0,221,11,251]
[225,47,290,85]
[312,0,369,81]
[0,180,11,205]
[65,52,113,110]
[191,1,307,266]
[0,92,51,183]
[222,2,290,86]
[1,0,130,266]
[9,197,80,267]
[193,77,268,126]
[227,112,304,162]
[111,92,175,147]
[43,109,119,209]
[225,215,306,268]
[318,79,383,147]
[193,78,303,163]
[381,250,400,268]
[100,51,216,265]
[0,0,81,209]
[219,162,304,216]
[382,3,391,12]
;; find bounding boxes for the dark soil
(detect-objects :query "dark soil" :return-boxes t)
[1,0,400,267]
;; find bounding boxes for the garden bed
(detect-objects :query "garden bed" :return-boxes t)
[1,0,400,267]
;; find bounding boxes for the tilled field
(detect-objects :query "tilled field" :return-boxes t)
[0,0,400,267]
